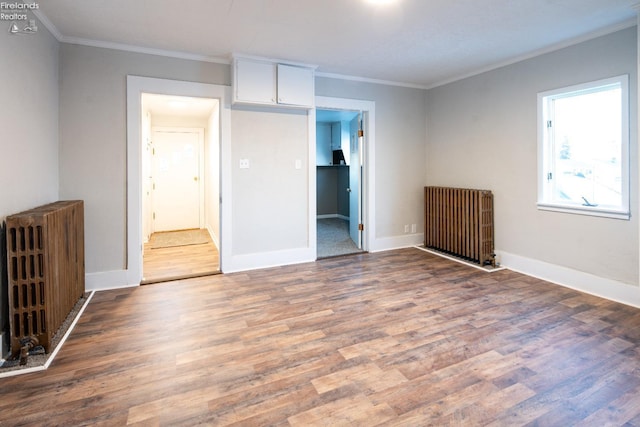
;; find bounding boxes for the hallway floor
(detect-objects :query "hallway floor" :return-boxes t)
[142,229,219,284]
[317,218,363,258]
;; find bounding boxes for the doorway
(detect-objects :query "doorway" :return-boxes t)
[314,96,375,258]
[126,76,231,286]
[140,94,220,284]
[316,109,363,258]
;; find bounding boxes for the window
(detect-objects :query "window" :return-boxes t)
[538,75,629,219]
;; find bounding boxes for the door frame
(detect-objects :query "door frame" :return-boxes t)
[314,96,375,254]
[126,76,231,285]
[150,126,205,233]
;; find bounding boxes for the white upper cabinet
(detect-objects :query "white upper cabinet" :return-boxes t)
[276,64,314,107]
[234,59,276,105]
[232,56,315,109]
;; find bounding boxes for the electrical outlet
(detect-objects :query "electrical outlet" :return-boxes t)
[239,159,250,169]
[404,225,409,233]
[411,224,416,233]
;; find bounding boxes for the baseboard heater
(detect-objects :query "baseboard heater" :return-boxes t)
[5,200,85,357]
[424,186,495,267]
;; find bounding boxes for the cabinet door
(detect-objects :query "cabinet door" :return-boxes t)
[316,123,332,165]
[331,122,341,150]
[277,64,314,107]
[234,59,276,105]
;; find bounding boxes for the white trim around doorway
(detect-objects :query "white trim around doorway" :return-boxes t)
[314,96,376,254]
[118,76,231,288]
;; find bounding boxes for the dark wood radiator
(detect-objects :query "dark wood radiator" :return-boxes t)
[424,187,495,266]
[5,200,84,356]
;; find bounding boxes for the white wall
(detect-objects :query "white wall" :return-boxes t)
[151,115,208,128]
[0,18,59,356]
[141,109,152,242]
[426,28,638,297]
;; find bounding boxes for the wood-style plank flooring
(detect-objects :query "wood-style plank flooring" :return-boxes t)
[2,248,640,425]
[142,231,219,284]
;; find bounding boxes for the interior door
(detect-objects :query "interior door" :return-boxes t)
[152,129,201,232]
[349,115,362,248]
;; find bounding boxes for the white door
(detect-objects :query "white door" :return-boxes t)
[349,115,362,248]
[152,129,201,232]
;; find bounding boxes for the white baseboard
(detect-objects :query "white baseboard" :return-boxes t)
[415,246,507,273]
[223,247,315,273]
[0,291,96,378]
[85,270,139,291]
[206,225,220,250]
[317,214,349,220]
[498,251,640,308]
[369,233,424,253]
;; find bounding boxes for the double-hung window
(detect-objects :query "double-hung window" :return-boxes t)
[538,75,630,219]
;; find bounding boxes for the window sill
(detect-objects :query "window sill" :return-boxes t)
[537,203,630,220]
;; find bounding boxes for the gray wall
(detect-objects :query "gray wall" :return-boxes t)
[59,44,229,273]
[58,43,428,275]
[230,107,309,255]
[0,19,59,355]
[2,17,635,318]
[317,166,350,217]
[426,27,638,286]
[315,79,428,239]
[317,168,338,215]
[0,22,59,219]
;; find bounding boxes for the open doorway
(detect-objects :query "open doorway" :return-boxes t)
[316,108,364,258]
[140,94,220,284]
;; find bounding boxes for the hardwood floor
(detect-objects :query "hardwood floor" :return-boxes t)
[142,230,219,284]
[1,248,640,425]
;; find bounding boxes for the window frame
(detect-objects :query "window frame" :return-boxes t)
[537,74,630,220]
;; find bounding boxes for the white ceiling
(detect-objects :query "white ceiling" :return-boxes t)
[143,94,218,119]
[35,0,637,88]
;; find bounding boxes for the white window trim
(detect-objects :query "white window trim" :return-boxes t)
[537,74,630,220]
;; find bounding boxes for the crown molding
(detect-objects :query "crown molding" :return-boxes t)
[30,7,637,92]
[31,8,62,40]
[232,53,318,70]
[30,8,229,64]
[59,35,231,64]
[314,71,428,90]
